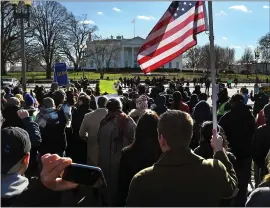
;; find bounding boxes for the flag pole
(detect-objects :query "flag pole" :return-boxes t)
[134,19,136,38]
[208,1,218,133]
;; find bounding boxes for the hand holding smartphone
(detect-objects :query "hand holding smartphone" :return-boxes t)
[62,163,107,188]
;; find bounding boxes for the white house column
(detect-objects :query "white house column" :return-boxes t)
[121,47,125,68]
[131,47,134,68]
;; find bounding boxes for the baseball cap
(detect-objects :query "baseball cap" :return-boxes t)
[1,127,31,174]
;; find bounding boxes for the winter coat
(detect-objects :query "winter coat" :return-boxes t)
[126,149,238,207]
[79,108,108,166]
[2,106,24,129]
[1,175,62,207]
[246,180,270,207]
[97,112,136,206]
[37,107,67,155]
[117,144,162,206]
[170,101,190,113]
[128,109,150,123]
[219,104,256,159]
[253,123,270,173]
[250,92,269,116]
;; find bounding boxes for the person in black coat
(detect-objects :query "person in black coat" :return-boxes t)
[2,97,24,129]
[69,95,92,164]
[253,103,270,183]
[219,94,256,207]
[117,111,162,206]
[153,95,168,116]
[250,88,269,117]
[194,121,237,206]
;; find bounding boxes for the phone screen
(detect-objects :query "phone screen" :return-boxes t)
[62,163,107,188]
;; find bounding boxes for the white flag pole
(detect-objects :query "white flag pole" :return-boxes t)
[208,1,218,134]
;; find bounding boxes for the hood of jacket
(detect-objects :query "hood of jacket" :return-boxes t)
[1,174,29,198]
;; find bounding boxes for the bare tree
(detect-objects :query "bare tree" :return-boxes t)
[183,46,202,71]
[258,32,270,63]
[241,47,254,75]
[30,1,72,79]
[59,14,97,71]
[1,1,21,75]
[87,35,121,77]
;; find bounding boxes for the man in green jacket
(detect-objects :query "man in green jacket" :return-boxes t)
[126,110,238,207]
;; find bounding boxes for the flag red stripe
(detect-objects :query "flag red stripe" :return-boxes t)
[138,12,205,54]
[150,11,175,34]
[142,40,197,74]
[138,24,206,65]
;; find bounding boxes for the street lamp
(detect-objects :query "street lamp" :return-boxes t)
[80,44,87,79]
[11,0,32,92]
[254,47,260,82]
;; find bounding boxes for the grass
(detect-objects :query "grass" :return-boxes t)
[99,80,117,94]
[2,71,269,82]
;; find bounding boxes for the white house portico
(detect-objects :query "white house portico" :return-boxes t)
[85,35,183,70]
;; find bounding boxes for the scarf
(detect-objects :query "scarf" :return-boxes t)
[36,107,59,128]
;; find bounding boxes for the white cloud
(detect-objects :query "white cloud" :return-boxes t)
[247,45,254,48]
[216,10,227,16]
[97,12,103,15]
[231,45,242,49]
[222,36,228,40]
[229,5,252,13]
[79,20,95,25]
[137,15,155,20]
[263,5,270,9]
[113,7,121,12]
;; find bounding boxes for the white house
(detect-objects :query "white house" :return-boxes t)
[85,35,183,70]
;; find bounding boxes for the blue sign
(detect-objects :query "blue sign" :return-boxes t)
[53,63,69,86]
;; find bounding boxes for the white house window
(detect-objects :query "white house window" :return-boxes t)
[125,61,128,67]
[169,62,172,68]
[176,62,179,69]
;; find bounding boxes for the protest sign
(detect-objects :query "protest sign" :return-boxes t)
[53,63,69,86]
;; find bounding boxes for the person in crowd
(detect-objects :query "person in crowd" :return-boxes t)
[170,91,189,113]
[199,92,208,101]
[240,87,249,105]
[246,150,270,207]
[15,94,24,106]
[256,107,267,127]
[219,94,256,206]
[1,121,61,207]
[205,78,210,95]
[253,104,270,185]
[153,95,168,116]
[69,95,92,164]
[250,88,269,117]
[117,111,162,206]
[128,95,150,123]
[36,97,67,157]
[23,93,38,121]
[192,85,202,96]
[217,88,231,120]
[2,97,24,129]
[42,82,59,102]
[80,96,108,166]
[85,88,97,110]
[97,98,136,206]
[126,110,237,206]
[16,110,42,178]
[4,87,14,99]
[186,94,199,114]
[190,101,212,149]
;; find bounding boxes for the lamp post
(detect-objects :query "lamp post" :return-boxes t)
[254,47,260,82]
[11,0,32,92]
[80,44,87,79]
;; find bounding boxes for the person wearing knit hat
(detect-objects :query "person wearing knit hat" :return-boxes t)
[129,95,150,123]
[24,93,38,121]
[15,94,24,102]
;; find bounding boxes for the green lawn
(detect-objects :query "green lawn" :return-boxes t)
[2,71,269,82]
[99,80,117,94]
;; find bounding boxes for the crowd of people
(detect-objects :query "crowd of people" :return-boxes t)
[1,77,270,207]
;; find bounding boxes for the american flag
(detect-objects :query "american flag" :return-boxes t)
[137,1,207,74]
[131,19,135,24]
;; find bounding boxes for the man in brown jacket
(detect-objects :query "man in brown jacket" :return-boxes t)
[126,110,238,207]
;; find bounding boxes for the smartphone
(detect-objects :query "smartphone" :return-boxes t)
[62,163,107,188]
